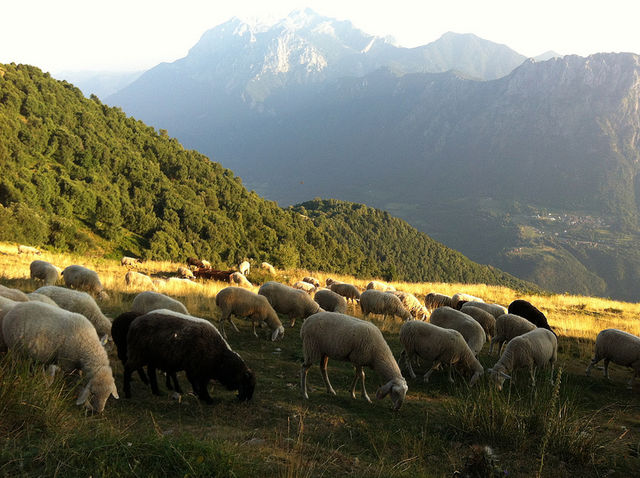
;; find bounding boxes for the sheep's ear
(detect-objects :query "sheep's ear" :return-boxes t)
[376,381,393,400]
[76,383,91,406]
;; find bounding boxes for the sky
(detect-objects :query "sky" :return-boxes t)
[1,0,639,73]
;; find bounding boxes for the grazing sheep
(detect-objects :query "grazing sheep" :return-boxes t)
[488,328,557,390]
[586,328,640,389]
[366,281,396,292]
[18,244,41,255]
[215,286,284,341]
[34,286,112,340]
[238,261,250,276]
[30,260,61,286]
[258,281,322,327]
[429,307,486,356]
[489,314,537,356]
[201,260,211,268]
[62,265,108,300]
[230,272,252,288]
[177,266,195,279]
[166,277,200,289]
[328,282,361,303]
[0,284,28,302]
[300,311,408,410]
[186,257,205,268]
[26,292,59,307]
[124,271,155,290]
[293,281,316,295]
[3,301,119,412]
[260,262,276,275]
[302,276,320,288]
[130,291,189,316]
[313,288,347,314]
[508,299,556,334]
[451,293,484,310]
[325,278,337,287]
[424,293,453,312]
[461,301,507,319]
[460,305,496,340]
[123,311,256,402]
[399,320,483,385]
[387,291,428,320]
[360,289,411,322]
[121,256,142,267]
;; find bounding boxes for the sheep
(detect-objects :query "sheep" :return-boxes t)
[387,291,428,320]
[238,261,250,275]
[17,244,41,255]
[366,280,396,292]
[360,289,411,322]
[461,301,507,319]
[0,296,18,353]
[585,328,640,389]
[424,293,453,313]
[451,293,484,310]
[489,314,537,356]
[215,286,284,341]
[186,257,205,268]
[2,301,119,412]
[300,311,408,410]
[399,320,483,385]
[460,305,496,340]
[61,265,108,300]
[121,256,142,267]
[325,278,338,286]
[124,271,155,290]
[302,276,320,288]
[30,260,61,285]
[508,299,556,334]
[313,288,347,314]
[260,262,276,275]
[130,290,189,316]
[429,307,486,356]
[26,292,59,307]
[177,266,195,279]
[123,310,256,402]
[258,281,322,327]
[328,282,361,303]
[230,272,252,288]
[0,284,28,302]
[166,277,200,289]
[34,286,112,340]
[488,328,557,390]
[293,281,316,295]
[201,260,211,268]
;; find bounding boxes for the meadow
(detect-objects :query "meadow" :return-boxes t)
[1,241,639,477]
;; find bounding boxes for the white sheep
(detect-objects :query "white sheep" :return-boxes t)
[125,271,155,290]
[313,288,347,314]
[35,286,113,340]
[460,301,507,318]
[366,280,396,292]
[177,266,195,279]
[360,289,411,321]
[0,284,28,302]
[130,291,189,316]
[166,277,200,289]
[328,282,361,303]
[26,292,59,307]
[121,256,142,267]
[61,265,108,300]
[2,301,119,412]
[387,291,428,320]
[260,262,276,275]
[0,296,18,353]
[424,293,453,312]
[399,320,483,385]
[230,272,252,288]
[302,276,320,288]
[215,286,284,340]
[451,293,484,309]
[489,313,537,356]
[460,305,497,340]
[300,311,408,410]
[17,244,41,255]
[258,281,322,327]
[293,281,316,295]
[429,306,486,356]
[488,328,557,390]
[239,260,250,275]
[585,328,640,389]
[30,260,61,285]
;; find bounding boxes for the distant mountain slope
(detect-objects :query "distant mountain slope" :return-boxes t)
[54,70,142,99]
[0,62,534,290]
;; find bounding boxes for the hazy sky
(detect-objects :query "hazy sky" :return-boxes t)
[2,0,638,73]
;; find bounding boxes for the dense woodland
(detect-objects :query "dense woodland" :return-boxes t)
[0,63,533,290]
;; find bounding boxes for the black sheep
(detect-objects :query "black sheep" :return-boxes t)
[507,299,556,336]
[123,312,256,403]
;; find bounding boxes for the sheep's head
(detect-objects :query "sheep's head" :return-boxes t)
[376,377,408,411]
[237,369,256,402]
[469,369,484,387]
[487,367,511,391]
[76,367,119,413]
[271,325,285,341]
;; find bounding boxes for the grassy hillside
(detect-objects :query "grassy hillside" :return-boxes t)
[1,244,639,477]
[0,62,534,291]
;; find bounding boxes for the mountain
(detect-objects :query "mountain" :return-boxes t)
[0,62,535,290]
[54,70,142,99]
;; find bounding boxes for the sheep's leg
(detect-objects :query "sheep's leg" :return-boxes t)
[447,363,455,383]
[350,367,359,399]
[123,363,134,398]
[320,355,336,395]
[195,377,213,404]
[530,366,537,387]
[165,371,173,390]
[148,366,161,396]
[44,364,59,386]
[289,316,296,328]
[401,351,417,379]
[424,361,441,383]
[169,373,182,394]
[358,367,371,403]
[137,367,149,384]
[251,320,259,338]
[300,362,312,399]
[488,338,495,355]
[218,315,228,338]
[603,358,611,379]
[228,316,240,333]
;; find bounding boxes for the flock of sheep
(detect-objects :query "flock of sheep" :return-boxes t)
[1,252,639,416]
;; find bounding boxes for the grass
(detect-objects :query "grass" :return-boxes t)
[1,241,640,476]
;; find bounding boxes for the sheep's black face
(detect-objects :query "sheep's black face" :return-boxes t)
[237,370,256,402]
